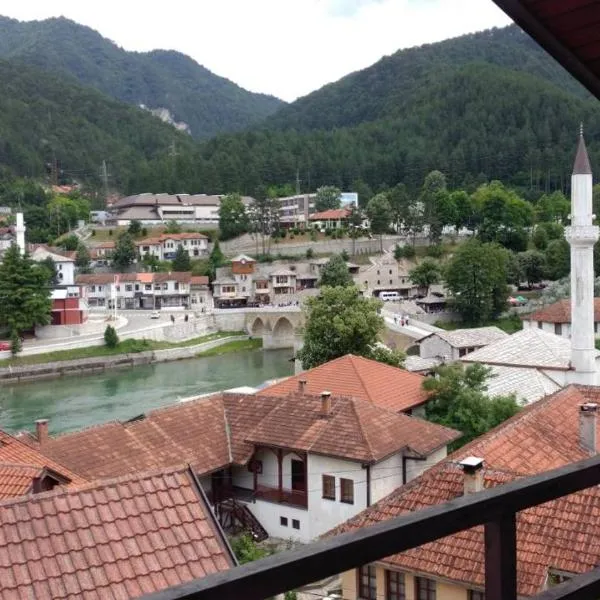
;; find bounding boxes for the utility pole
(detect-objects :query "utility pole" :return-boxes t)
[100,161,110,207]
[295,168,301,195]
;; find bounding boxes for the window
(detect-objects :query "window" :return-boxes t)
[135,284,140,291]
[340,478,354,504]
[459,348,467,358]
[174,282,179,291]
[386,570,405,600]
[162,283,168,290]
[538,321,543,329]
[280,517,288,527]
[554,323,562,335]
[91,286,96,293]
[390,280,393,285]
[415,576,436,600]
[358,565,377,600]
[116,285,120,292]
[145,284,152,291]
[154,284,161,290]
[322,475,335,500]
[98,286,103,292]
[292,519,300,530]
[468,591,484,600]
[125,284,133,292]
[377,280,380,285]
[389,270,392,275]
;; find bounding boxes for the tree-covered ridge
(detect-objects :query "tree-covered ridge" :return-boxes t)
[0,59,195,190]
[266,25,589,132]
[0,15,284,139]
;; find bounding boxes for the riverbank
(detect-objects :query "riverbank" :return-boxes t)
[196,338,262,357]
[0,333,252,384]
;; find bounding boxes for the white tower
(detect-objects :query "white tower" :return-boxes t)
[565,126,599,384]
[15,212,26,256]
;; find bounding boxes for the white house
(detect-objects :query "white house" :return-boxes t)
[522,298,600,339]
[354,253,420,299]
[136,232,209,261]
[419,327,509,361]
[32,390,459,543]
[29,245,76,286]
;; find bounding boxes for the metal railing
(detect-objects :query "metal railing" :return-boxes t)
[143,454,600,600]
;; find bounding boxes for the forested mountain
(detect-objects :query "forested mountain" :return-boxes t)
[0,16,284,139]
[0,59,195,190]
[267,25,589,132]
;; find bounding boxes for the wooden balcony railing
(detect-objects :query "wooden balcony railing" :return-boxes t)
[254,484,308,509]
[143,454,600,600]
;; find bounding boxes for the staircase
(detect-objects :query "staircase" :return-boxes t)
[218,498,268,542]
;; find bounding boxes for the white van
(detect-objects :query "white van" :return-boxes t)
[379,291,400,302]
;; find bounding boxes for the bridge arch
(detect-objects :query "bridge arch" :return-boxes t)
[250,317,266,336]
[272,317,294,339]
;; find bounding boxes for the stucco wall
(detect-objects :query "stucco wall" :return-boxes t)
[405,446,447,483]
[247,498,309,542]
[370,453,404,504]
[307,454,368,540]
[342,567,473,600]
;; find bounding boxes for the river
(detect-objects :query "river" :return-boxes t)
[0,349,294,436]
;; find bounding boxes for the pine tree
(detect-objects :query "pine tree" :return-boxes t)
[75,243,91,273]
[172,245,191,272]
[104,325,119,348]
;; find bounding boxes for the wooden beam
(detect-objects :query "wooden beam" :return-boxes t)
[485,514,517,600]
[143,454,600,600]
[491,0,600,100]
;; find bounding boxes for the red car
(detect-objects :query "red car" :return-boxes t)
[0,341,10,351]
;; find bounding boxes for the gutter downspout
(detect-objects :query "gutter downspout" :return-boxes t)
[363,464,372,507]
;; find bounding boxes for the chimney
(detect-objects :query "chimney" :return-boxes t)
[580,403,598,455]
[298,379,307,394]
[459,456,484,495]
[320,391,332,417]
[35,419,49,445]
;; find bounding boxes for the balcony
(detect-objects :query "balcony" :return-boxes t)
[254,484,308,509]
[143,454,600,600]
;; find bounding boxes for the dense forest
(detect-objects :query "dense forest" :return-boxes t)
[0,59,195,190]
[0,16,284,139]
[0,23,599,199]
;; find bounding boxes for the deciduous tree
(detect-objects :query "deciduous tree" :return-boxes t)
[517,250,545,288]
[75,243,91,273]
[424,363,520,449]
[315,186,342,212]
[409,259,441,296]
[112,232,136,270]
[366,193,392,252]
[219,193,249,240]
[128,220,142,236]
[319,254,353,288]
[297,286,384,369]
[444,239,510,325]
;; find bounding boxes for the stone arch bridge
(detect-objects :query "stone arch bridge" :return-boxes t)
[212,307,303,349]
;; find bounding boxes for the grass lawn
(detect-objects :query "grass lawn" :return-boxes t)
[196,338,262,357]
[0,332,244,367]
[434,315,523,335]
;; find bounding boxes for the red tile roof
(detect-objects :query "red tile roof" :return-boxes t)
[153,271,192,283]
[35,391,458,480]
[159,232,207,241]
[261,354,430,413]
[0,465,234,599]
[0,430,86,500]
[330,384,600,595]
[524,298,600,324]
[191,276,209,285]
[309,208,352,220]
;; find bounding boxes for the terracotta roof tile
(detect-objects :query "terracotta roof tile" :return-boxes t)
[191,276,209,285]
[36,390,458,480]
[0,466,234,599]
[330,384,600,595]
[261,354,430,412]
[309,208,352,220]
[524,298,600,324]
[152,272,192,283]
[0,430,85,500]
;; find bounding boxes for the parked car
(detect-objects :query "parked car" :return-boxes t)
[150,311,160,319]
[0,341,10,351]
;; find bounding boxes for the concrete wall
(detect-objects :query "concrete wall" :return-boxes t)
[249,497,309,542]
[419,335,457,361]
[341,566,474,600]
[523,319,572,338]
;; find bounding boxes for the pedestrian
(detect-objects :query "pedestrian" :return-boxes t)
[184,314,189,322]
[170,315,175,324]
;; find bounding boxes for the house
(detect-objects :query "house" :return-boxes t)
[28,390,459,543]
[278,193,317,228]
[522,298,600,338]
[261,354,431,416]
[419,327,509,361]
[29,244,76,285]
[136,232,209,260]
[190,275,212,311]
[89,240,115,266]
[309,208,352,230]
[0,424,86,500]
[354,254,419,299]
[0,226,14,256]
[0,465,236,599]
[75,271,200,310]
[110,192,254,226]
[332,384,600,599]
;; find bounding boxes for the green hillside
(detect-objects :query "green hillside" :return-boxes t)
[0,16,284,139]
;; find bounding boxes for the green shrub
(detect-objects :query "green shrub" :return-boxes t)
[403,245,416,259]
[426,244,444,258]
[306,248,315,259]
[10,330,21,356]
[104,325,119,348]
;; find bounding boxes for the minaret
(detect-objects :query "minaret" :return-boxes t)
[565,125,599,384]
[15,212,26,256]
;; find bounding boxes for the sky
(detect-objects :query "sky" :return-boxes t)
[0,0,512,102]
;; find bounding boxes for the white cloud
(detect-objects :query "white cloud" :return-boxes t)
[0,0,511,101]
